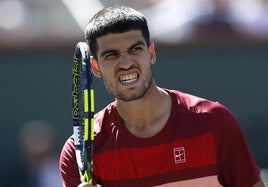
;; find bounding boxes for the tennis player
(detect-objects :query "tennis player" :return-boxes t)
[60,5,265,187]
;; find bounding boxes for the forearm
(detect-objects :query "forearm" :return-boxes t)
[252,179,265,187]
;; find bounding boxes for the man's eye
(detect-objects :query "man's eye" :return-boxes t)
[104,52,118,60]
[129,46,142,54]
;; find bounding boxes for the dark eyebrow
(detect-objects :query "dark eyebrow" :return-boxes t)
[100,40,146,58]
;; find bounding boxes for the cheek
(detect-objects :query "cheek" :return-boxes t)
[99,65,115,80]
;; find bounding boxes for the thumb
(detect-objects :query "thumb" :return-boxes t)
[78,183,102,187]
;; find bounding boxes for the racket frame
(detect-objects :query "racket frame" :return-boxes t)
[72,42,94,183]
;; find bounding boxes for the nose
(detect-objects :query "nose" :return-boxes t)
[118,52,134,69]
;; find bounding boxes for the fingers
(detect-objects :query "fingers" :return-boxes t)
[77,182,102,187]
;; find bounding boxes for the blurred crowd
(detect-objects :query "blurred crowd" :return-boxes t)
[0,0,268,50]
[135,0,268,44]
[18,120,62,187]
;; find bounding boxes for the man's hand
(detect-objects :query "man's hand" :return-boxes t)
[78,183,102,187]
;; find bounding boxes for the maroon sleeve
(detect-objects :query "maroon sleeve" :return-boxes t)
[59,136,81,187]
[212,104,261,187]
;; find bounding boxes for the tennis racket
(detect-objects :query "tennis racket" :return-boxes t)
[72,42,95,183]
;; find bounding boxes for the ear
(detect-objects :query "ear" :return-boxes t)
[149,43,156,65]
[90,56,102,78]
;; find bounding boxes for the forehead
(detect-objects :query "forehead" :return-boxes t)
[96,30,145,51]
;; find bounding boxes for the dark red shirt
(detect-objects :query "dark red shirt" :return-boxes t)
[60,89,260,187]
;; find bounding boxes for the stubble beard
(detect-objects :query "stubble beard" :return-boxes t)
[103,66,154,102]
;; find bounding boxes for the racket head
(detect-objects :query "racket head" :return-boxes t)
[71,42,94,183]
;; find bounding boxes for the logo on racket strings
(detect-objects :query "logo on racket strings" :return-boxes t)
[72,56,79,119]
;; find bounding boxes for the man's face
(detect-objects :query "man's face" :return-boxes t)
[92,30,156,102]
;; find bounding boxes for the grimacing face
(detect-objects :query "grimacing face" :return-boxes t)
[91,30,156,102]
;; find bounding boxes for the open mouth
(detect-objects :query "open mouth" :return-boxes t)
[119,73,138,84]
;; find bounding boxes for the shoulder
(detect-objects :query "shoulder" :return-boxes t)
[167,89,228,114]
[60,135,76,162]
[167,89,240,131]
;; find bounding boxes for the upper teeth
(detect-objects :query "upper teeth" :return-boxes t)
[120,74,137,83]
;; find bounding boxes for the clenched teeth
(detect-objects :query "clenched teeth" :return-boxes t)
[119,73,137,83]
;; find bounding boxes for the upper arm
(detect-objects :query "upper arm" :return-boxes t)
[59,136,81,187]
[211,104,261,186]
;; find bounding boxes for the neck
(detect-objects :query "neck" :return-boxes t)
[116,85,171,138]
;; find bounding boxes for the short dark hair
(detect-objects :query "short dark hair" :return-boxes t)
[84,5,150,59]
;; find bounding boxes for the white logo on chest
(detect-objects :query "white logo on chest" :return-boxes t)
[174,147,186,164]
